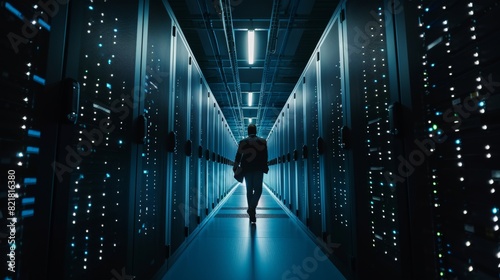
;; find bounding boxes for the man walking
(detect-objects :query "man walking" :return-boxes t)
[233,124,268,223]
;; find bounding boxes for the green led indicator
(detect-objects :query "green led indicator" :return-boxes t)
[432,124,438,130]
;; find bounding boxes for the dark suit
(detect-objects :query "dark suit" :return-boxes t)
[233,134,269,212]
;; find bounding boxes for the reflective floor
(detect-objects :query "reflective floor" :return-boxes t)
[159,184,346,280]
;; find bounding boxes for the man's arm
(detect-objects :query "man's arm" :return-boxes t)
[233,141,243,172]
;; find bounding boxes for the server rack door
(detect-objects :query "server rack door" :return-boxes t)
[168,34,190,254]
[131,1,171,277]
[295,85,307,223]
[265,132,274,192]
[277,119,283,201]
[318,16,352,278]
[215,111,220,205]
[343,0,406,278]
[290,98,298,216]
[285,105,292,209]
[304,62,322,237]
[207,100,215,212]
[415,1,500,279]
[188,68,202,234]
[1,1,58,278]
[47,0,142,278]
[199,88,208,221]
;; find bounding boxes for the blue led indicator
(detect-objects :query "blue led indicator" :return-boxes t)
[108,59,112,65]
[33,75,46,85]
[28,130,41,138]
[22,197,35,205]
[106,173,111,178]
[89,6,94,10]
[143,170,149,174]
[24,178,37,185]
[37,18,51,31]
[479,101,485,107]
[5,2,24,21]
[21,209,34,217]
[118,140,123,145]
[493,207,498,214]
[26,146,39,154]
[455,139,461,145]
[114,28,118,32]
[98,43,103,47]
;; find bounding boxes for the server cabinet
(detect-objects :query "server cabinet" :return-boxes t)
[304,61,322,237]
[132,0,171,277]
[188,67,202,234]
[288,100,298,214]
[318,16,353,278]
[214,109,220,205]
[295,85,307,223]
[414,1,500,279]
[284,104,292,209]
[167,29,190,255]
[343,0,415,278]
[200,87,209,221]
[207,98,215,212]
[1,1,57,278]
[47,0,142,278]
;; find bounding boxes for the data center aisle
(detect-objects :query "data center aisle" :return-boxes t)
[159,184,346,280]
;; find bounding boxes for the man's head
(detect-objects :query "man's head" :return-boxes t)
[248,124,257,136]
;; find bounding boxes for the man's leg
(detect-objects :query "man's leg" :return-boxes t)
[250,172,263,211]
[246,172,263,223]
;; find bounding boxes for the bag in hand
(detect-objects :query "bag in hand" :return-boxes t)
[234,165,244,183]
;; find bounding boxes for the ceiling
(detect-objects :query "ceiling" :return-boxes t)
[167,0,340,140]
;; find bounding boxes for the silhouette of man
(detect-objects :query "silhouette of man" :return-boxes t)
[233,124,268,223]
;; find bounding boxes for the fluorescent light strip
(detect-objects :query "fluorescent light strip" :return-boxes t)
[248,30,255,64]
[248,92,253,106]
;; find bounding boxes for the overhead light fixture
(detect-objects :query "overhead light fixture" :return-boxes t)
[248,92,253,106]
[248,30,255,64]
